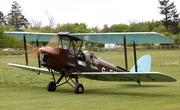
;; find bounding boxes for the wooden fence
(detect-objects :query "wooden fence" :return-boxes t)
[1,45,180,52]
[85,45,180,52]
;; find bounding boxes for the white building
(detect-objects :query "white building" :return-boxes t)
[104,43,116,49]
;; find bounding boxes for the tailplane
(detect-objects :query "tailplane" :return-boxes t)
[130,55,151,72]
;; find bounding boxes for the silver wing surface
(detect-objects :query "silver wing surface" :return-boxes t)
[4,32,174,44]
[4,32,57,42]
[8,63,60,75]
[69,32,174,44]
[72,72,176,82]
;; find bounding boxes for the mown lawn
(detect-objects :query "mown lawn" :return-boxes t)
[0,50,180,110]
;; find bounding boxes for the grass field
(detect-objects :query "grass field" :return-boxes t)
[0,50,180,110]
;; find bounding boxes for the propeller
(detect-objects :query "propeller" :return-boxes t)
[28,35,60,68]
[39,35,60,55]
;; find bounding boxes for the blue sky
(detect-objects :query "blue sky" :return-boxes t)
[1,0,180,28]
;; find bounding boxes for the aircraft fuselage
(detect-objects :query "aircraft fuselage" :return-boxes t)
[41,48,127,74]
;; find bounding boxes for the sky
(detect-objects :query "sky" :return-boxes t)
[1,0,180,29]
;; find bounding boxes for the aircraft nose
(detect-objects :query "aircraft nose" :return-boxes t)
[39,46,60,55]
[40,47,44,52]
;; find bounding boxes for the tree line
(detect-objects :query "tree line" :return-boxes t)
[0,0,180,48]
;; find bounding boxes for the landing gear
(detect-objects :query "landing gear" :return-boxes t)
[74,83,84,94]
[47,69,84,94]
[47,81,56,91]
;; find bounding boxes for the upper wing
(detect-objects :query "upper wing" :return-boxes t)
[69,32,174,44]
[4,32,174,44]
[8,63,60,75]
[72,72,176,82]
[4,32,57,42]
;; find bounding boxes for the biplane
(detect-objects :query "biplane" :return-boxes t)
[4,32,177,94]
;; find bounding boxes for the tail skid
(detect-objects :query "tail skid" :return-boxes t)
[130,55,151,72]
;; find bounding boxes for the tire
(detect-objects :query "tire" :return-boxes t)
[74,83,84,94]
[47,81,56,91]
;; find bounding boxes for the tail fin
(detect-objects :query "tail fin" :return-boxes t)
[130,55,151,72]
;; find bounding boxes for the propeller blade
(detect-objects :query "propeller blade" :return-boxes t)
[27,45,39,66]
[40,35,60,55]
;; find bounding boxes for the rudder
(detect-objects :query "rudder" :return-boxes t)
[130,55,151,72]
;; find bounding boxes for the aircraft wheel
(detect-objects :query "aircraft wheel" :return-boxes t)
[74,83,84,94]
[47,81,56,91]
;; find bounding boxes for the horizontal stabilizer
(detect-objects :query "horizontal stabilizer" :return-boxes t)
[7,63,60,75]
[72,72,176,82]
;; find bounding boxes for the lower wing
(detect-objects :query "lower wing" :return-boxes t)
[72,72,176,82]
[7,63,60,75]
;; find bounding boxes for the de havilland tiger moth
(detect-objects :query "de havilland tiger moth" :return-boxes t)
[4,32,177,94]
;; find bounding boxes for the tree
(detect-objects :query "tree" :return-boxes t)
[170,8,180,34]
[73,23,90,33]
[54,23,74,33]
[29,18,43,31]
[40,26,53,33]
[0,11,6,26]
[173,35,180,45]
[6,1,28,31]
[90,26,100,33]
[158,0,180,33]
[100,24,114,33]
[0,25,6,48]
[111,24,129,32]
[45,10,56,29]
[128,22,146,32]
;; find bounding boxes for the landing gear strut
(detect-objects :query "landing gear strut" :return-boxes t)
[47,69,84,94]
[137,80,141,86]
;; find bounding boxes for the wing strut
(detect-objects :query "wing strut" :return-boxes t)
[124,36,128,70]
[133,41,141,85]
[23,35,28,66]
[36,39,41,68]
[133,41,138,72]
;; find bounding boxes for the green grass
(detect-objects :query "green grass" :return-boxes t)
[0,50,180,110]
